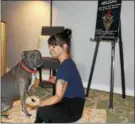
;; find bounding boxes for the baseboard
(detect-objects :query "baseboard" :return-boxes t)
[83,81,134,97]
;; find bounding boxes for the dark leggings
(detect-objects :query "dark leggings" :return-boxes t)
[34,97,85,123]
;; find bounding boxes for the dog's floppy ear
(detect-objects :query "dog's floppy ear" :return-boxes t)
[21,51,27,60]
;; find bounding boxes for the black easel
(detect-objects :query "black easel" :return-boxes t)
[85,20,126,109]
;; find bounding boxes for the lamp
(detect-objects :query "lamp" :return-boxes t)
[41,26,64,36]
[41,0,64,36]
[39,0,63,94]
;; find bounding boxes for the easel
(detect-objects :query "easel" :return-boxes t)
[85,20,126,109]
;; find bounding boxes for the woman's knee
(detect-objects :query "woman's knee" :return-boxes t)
[36,106,54,123]
[38,106,52,113]
[37,106,53,118]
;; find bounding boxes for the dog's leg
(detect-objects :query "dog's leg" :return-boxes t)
[1,97,13,111]
[26,88,36,97]
[1,100,13,119]
[19,82,32,117]
[1,102,12,112]
[26,90,31,97]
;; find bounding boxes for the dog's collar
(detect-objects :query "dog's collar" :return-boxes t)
[20,61,37,74]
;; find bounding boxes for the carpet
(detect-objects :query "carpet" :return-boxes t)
[1,86,134,123]
[1,86,106,123]
[1,100,106,123]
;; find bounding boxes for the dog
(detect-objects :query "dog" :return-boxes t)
[1,50,43,117]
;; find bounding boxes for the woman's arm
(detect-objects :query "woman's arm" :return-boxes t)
[39,79,67,107]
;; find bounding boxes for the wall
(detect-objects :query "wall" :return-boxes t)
[1,1,134,96]
[1,1,50,67]
[52,1,134,96]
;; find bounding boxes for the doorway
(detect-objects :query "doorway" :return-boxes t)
[1,21,6,76]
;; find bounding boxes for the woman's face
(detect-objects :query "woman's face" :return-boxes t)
[48,45,64,59]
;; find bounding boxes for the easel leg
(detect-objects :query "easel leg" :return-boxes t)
[119,41,126,98]
[109,41,115,109]
[85,41,100,97]
[118,20,126,99]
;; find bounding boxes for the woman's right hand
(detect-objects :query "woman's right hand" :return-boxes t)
[48,76,56,84]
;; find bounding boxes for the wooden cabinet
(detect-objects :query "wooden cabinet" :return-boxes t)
[1,21,6,76]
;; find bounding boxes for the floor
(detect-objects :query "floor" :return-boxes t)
[1,86,134,123]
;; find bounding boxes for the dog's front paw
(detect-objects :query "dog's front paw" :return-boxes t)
[6,115,11,119]
[25,112,32,118]
[2,114,11,120]
[22,109,32,118]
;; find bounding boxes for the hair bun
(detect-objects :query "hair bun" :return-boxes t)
[64,28,72,36]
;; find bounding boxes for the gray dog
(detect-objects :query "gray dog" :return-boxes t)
[1,50,43,117]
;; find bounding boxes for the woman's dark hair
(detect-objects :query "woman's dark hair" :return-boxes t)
[48,28,72,55]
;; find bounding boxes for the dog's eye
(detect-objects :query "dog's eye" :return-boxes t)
[31,55,34,58]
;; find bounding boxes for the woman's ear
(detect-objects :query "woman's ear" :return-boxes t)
[63,44,68,50]
[21,51,26,60]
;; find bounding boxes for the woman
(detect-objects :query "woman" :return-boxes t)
[34,28,85,123]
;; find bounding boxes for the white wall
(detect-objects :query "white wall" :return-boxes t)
[1,1,134,96]
[52,1,134,96]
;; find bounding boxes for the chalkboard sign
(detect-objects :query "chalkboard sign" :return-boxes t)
[94,0,122,41]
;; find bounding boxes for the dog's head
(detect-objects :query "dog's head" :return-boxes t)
[21,50,43,69]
